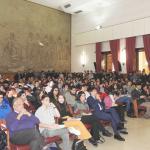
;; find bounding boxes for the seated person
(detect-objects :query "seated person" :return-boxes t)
[139,85,150,118]
[141,85,150,101]
[24,86,40,110]
[48,85,60,106]
[99,91,125,123]
[56,94,93,148]
[87,87,127,141]
[74,91,112,146]
[55,94,73,122]
[113,91,132,113]
[131,83,142,117]
[111,91,130,121]
[6,97,44,150]
[19,91,36,114]
[35,94,70,150]
[6,88,18,107]
[0,91,11,119]
[65,86,77,109]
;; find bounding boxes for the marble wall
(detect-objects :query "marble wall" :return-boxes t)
[0,0,71,73]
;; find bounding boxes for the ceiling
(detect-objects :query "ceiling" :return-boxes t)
[72,0,150,33]
[27,0,124,14]
[27,0,150,33]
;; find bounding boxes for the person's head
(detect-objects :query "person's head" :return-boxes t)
[0,91,4,104]
[63,84,69,91]
[89,87,97,97]
[58,94,65,104]
[96,80,100,86]
[20,92,27,101]
[77,91,86,103]
[23,86,31,94]
[18,90,26,99]
[127,81,132,86]
[10,87,17,95]
[51,86,59,97]
[13,83,19,88]
[35,81,40,88]
[80,84,87,92]
[70,86,76,95]
[136,84,141,90]
[40,94,50,107]
[113,91,120,99]
[143,85,148,91]
[13,97,24,113]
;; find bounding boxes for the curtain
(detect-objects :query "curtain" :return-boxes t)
[96,42,102,72]
[126,37,136,73]
[109,39,120,72]
[143,34,150,69]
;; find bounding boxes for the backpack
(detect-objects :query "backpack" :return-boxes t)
[0,128,7,150]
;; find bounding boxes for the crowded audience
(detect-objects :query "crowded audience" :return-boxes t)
[0,70,150,149]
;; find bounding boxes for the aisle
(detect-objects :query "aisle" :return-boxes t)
[85,117,150,150]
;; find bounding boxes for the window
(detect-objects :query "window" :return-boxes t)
[137,50,149,74]
[101,52,112,72]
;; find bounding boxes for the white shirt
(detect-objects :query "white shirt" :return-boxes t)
[85,91,90,99]
[35,103,60,132]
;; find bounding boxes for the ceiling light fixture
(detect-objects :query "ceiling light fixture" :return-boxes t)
[96,25,102,30]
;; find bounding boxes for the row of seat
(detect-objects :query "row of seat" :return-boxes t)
[0,119,111,150]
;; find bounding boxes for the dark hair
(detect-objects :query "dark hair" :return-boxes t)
[113,91,120,96]
[18,91,25,97]
[57,94,67,104]
[104,88,110,95]
[70,86,76,90]
[88,87,97,92]
[51,85,59,94]
[40,93,49,101]
[79,84,87,90]
[76,91,85,101]
[0,91,4,96]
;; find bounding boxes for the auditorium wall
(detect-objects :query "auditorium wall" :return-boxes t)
[0,0,71,73]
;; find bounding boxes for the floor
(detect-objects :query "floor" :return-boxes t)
[85,117,150,150]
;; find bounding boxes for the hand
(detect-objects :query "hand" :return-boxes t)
[67,117,73,121]
[21,108,31,116]
[24,100,30,106]
[49,124,60,129]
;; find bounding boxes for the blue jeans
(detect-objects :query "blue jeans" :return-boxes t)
[116,96,131,111]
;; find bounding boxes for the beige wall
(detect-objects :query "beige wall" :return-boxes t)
[0,0,71,73]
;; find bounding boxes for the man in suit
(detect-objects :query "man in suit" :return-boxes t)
[87,87,127,141]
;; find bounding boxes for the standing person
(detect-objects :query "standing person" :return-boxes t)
[35,94,71,150]
[6,97,45,150]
